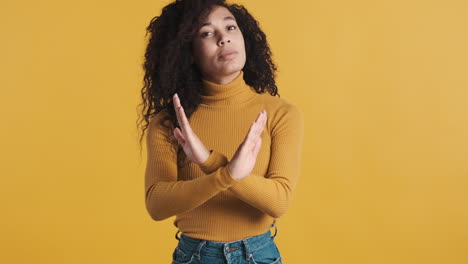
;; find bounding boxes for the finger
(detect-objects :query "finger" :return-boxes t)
[245,110,266,142]
[174,127,186,145]
[173,94,193,136]
[258,110,267,127]
[173,93,181,108]
[244,121,257,142]
[246,119,261,143]
[173,93,183,130]
[178,105,194,137]
[257,118,266,137]
[260,111,267,130]
[252,137,262,156]
[254,110,264,124]
[258,111,267,132]
[250,111,263,136]
[173,128,181,144]
[253,111,266,137]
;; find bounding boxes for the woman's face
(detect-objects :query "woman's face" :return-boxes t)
[191,5,246,83]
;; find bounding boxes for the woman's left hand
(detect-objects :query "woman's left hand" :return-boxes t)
[172,93,212,165]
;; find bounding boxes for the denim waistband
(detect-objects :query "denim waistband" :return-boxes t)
[174,224,278,259]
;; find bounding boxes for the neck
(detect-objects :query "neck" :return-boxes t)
[200,70,258,107]
[201,71,241,85]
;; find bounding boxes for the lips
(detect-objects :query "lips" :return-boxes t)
[219,50,237,58]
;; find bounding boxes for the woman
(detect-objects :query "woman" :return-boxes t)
[138,0,304,263]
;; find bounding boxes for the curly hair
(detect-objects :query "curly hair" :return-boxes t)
[136,0,280,160]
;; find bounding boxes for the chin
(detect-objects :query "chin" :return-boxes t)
[220,67,242,75]
[221,61,245,71]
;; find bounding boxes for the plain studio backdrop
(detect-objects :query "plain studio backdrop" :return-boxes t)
[1,0,467,263]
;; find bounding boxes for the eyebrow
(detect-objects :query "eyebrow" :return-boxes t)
[200,16,236,27]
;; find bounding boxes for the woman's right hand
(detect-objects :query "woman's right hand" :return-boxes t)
[227,110,268,181]
[172,93,211,165]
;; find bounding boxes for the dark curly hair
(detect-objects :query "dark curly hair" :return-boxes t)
[136,0,280,160]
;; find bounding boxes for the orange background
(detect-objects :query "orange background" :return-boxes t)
[2,0,467,263]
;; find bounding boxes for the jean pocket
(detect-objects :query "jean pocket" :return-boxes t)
[249,241,282,264]
[172,246,196,264]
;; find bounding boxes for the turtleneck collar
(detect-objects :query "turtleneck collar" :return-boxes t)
[200,70,258,107]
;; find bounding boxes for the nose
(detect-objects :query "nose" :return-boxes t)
[218,36,231,46]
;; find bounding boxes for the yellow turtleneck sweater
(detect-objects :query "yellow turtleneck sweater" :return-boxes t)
[144,70,304,242]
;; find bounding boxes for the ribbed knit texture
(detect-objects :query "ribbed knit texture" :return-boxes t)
[145,70,304,242]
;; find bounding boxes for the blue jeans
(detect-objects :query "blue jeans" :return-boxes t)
[172,224,282,264]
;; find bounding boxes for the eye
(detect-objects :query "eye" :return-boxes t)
[200,25,237,38]
[201,32,212,38]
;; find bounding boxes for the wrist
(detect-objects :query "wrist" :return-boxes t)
[199,148,212,165]
[227,163,238,181]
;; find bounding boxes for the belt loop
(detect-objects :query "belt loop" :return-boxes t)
[193,241,206,260]
[242,239,253,260]
[175,230,181,241]
[270,224,278,239]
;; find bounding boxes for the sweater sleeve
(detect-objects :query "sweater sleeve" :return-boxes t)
[144,111,239,221]
[198,104,305,218]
